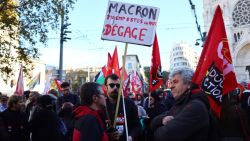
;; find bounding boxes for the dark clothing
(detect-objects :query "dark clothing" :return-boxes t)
[106,98,141,141]
[57,93,80,109]
[72,106,108,141]
[151,90,210,141]
[0,109,29,141]
[145,102,167,120]
[220,94,250,140]
[58,107,75,141]
[30,108,64,141]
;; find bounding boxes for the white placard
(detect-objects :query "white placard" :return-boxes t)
[101,1,160,46]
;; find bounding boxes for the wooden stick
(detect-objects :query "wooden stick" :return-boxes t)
[113,42,128,128]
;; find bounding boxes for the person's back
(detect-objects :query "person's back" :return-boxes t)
[30,95,64,141]
[0,95,29,141]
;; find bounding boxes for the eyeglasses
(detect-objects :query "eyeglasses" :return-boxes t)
[108,83,120,88]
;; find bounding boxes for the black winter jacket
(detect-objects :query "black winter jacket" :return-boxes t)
[151,89,210,141]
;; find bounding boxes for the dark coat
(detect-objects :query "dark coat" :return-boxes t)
[30,108,64,141]
[0,109,29,141]
[151,90,210,141]
[57,93,80,110]
[106,98,141,141]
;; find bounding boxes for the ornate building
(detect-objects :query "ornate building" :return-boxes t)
[203,0,250,83]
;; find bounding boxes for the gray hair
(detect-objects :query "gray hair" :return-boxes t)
[169,68,194,85]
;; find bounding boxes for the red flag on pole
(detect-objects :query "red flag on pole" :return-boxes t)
[131,70,143,94]
[55,79,62,92]
[192,6,238,118]
[105,52,113,77]
[15,65,24,96]
[111,46,120,77]
[150,34,163,92]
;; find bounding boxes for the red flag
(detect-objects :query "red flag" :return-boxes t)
[131,70,143,94]
[105,53,113,77]
[150,34,163,92]
[55,79,62,92]
[192,6,238,118]
[111,46,120,77]
[122,74,131,97]
[15,65,24,96]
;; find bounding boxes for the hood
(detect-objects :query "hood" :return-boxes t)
[73,106,99,119]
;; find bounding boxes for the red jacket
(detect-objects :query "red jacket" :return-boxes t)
[72,106,108,141]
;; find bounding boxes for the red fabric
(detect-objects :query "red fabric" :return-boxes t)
[122,74,131,97]
[55,79,62,92]
[192,6,238,118]
[73,106,108,141]
[131,71,143,94]
[15,65,24,96]
[105,53,113,77]
[248,83,250,90]
[111,47,120,77]
[150,34,163,92]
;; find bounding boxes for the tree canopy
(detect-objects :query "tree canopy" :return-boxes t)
[0,0,76,82]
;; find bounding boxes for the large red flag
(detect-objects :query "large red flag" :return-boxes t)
[111,46,120,77]
[105,52,113,77]
[150,34,163,92]
[15,65,24,96]
[192,6,238,118]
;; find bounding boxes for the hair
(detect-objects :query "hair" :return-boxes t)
[7,95,23,108]
[80,82,102,106]
[60,82,70,88]
[169,68,194,85]
[37,95,54,111]
[48,89,59,97]
[30,91,40,97]
[104,74,119,85]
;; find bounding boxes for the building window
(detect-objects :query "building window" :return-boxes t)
[127,63,132,69]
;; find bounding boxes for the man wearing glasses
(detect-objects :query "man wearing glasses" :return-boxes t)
[104,74,141,141]
[57,82,80,111]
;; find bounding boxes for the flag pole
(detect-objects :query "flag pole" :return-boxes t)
[121,89,129,140]
[113,42,128,129]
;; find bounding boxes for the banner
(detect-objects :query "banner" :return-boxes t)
[101,1,160,46]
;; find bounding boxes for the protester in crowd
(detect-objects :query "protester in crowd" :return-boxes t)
[48,89,59,100]
[57,82,80,111]
[134,94,144,106]
[0,95,8,112]
[25,91,40,121]
[72,82,109,141]
[151,68,210,141]
[0,95,29,141]
[58,102,74,141]
[220,89,250,141]
[240,82,250,128]
[145,90,167,120]
[30,95,65,141]
[105,74,141,141]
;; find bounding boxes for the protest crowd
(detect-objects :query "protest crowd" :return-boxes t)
[1,3,250,141]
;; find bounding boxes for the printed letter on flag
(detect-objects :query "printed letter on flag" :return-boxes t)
[150,34,163,92]
[192,6,238,118]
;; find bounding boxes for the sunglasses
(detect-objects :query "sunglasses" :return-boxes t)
[108,83,120,88]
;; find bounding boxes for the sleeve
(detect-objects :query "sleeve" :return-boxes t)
[153,100,209,141]
[78,116,103,141]
[126,99,141,140]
